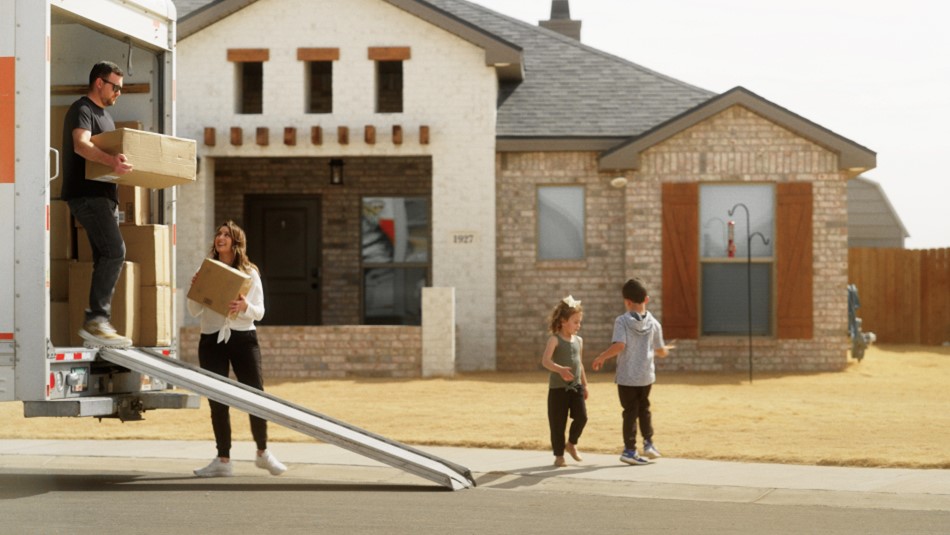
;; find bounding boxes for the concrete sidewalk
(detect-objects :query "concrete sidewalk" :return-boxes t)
[1,439,948,511]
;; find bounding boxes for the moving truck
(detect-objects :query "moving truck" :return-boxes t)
[0,0,196,419]
[0,0,477,490]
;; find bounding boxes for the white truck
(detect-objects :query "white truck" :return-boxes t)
[0,0,194,419]
[0,0,475,489]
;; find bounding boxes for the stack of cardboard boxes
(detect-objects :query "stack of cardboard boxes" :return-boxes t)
[50,106,195,348]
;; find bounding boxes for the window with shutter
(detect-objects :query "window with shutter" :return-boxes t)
[776,182,813,339]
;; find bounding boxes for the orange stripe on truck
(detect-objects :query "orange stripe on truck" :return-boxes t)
[0,56,15,183]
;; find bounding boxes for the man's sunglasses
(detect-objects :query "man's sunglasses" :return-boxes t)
[100,79,123,93]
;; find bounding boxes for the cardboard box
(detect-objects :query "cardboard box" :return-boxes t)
[50,259,72,301]
[186,258,252,317]
[121,225,169,286]
[118,185,150,225]
[140,285,172,347]
[68,261,140,346]
[86,128,196,189]
[50,200,73,260]
[77,224,169,286]
[51,301,71,347]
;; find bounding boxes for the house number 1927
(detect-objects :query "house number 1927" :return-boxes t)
[451,232,478,245]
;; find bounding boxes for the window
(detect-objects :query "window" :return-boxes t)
[298,48,339,114]
[376,61,403,113]
[538,186,585,260]
[228,49,268,114]
[699,184,774,335]
[237,61,263,114]
[361,197,429,325]
[306,61,333,113]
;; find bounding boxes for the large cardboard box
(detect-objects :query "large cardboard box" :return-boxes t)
[140,285,172,347]
[77,224,169,286]
[86,128,196,189]
[50,259,72,301]
[186,258,252,317]
[51,301,71,347]
[118,185,150,225]
[121,225,169,286]
[50,200,72,260]
[68,261,140,346]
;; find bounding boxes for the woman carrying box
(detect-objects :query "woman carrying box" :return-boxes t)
[187,220,286,478]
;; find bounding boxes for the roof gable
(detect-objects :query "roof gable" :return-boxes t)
[177,0,524,81]
[599,86,877,173]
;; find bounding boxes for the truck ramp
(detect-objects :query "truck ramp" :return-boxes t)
[99,348,475,490]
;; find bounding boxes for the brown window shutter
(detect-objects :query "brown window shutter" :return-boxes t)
[662,182,699,339]
[776,182,813,339]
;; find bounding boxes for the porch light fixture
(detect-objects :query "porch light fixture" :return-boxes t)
[329,158,344,186]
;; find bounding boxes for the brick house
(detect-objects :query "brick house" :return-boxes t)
[173,0,875,376]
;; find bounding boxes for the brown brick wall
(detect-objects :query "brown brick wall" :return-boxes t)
[495,152,629,371]
[496,105,851,373]
[212,156,431,325]
[179,325,422,378]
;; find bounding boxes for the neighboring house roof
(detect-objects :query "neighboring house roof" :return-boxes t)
[599,86,877,173]
[175,0,715,143]
[847,176,909,247]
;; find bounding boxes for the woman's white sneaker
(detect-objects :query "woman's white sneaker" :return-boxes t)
[194,457,233,477]
[255,450,287,476]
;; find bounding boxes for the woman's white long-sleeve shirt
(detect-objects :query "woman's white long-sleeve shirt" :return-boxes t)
[187,266,265,344]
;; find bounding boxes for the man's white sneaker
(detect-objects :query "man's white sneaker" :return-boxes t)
[255,450,287,476]
[79,318,132,348]
[194,458,233,478]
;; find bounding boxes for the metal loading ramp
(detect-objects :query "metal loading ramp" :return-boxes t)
[99,348,476,490]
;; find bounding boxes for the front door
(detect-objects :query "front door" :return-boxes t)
[245,195,322,325]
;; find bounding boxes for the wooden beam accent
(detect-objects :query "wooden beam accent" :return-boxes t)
[419,125,429,145]
[392,125,403,145]
[364,125,376,145]
[338,126,349,145]
[203,127,216,147]
[256,127,269,146]
[284,127,297,146]
[297,48,340,62]
[227,48,270,62]
[368,46,411,61]
[311,126,323,145]
[51,83,150,95]
[230,127,243,146]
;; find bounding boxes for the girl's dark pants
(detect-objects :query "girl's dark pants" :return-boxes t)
[198,330,268,458]
[618,384,653,450]
[547,387,587,456]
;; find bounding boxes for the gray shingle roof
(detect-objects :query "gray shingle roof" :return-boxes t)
[176,0,716,138]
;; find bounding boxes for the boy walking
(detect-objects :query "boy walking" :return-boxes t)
[592,278,674,465]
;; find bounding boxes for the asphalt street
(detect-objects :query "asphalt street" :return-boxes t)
[1,440,948,534]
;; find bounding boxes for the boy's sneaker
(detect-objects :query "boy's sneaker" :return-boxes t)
[255,450,287,476]
[620,449,650,465]
[79,318,132,349]
[643,442,662,459]
[194,458,233,478]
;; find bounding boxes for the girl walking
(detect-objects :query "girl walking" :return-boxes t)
[540,296,588,467]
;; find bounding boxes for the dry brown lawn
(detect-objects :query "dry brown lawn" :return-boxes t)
[2,344,948,469]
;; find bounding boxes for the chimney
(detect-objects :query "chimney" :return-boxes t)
[539,0,582,41]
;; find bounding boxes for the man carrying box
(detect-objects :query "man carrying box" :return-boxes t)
[62,61,134,348]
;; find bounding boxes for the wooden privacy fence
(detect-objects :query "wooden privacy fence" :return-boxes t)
[848,248,950,345]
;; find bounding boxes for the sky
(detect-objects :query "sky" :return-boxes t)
[467,0,950,249]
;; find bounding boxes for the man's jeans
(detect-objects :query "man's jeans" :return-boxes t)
[67,197,125,323]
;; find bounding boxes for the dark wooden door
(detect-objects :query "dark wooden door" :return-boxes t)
[245,195,322,325]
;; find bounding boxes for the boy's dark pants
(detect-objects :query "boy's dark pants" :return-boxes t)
[618,384,653,450]
[547,387,587,456]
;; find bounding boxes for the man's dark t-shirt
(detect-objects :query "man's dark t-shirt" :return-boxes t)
[61,96,118,202]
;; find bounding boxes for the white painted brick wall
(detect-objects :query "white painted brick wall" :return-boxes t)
[176,0,498,370]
